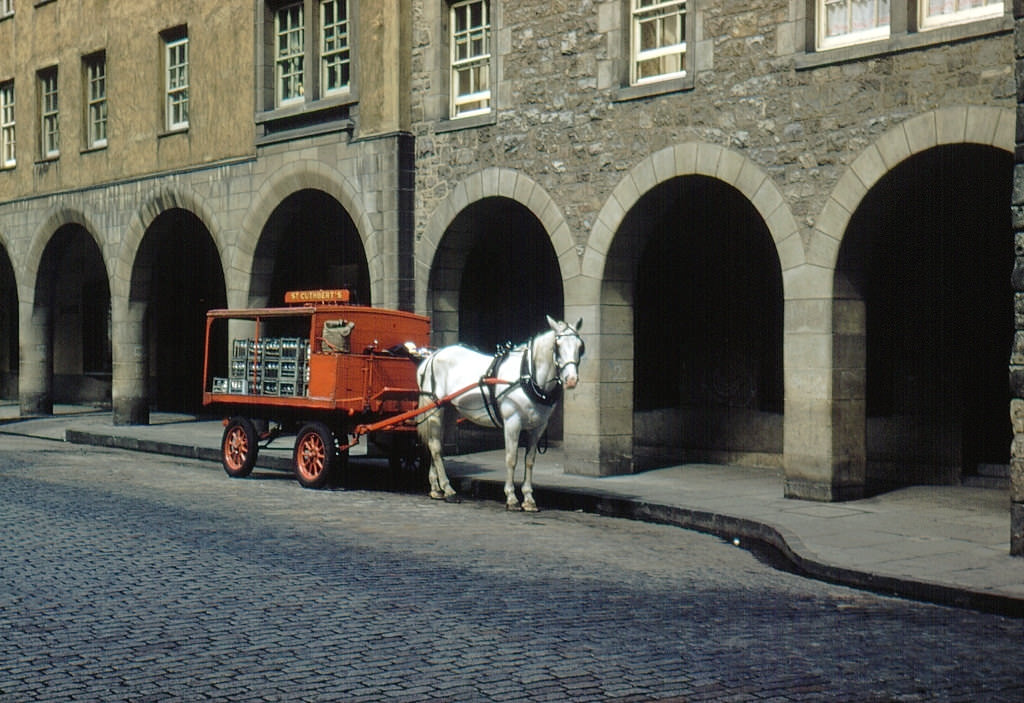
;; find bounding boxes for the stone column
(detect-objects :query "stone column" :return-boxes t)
[18,296,52,416]
[562,275,632,476]
[1011,0,1024,556]
[111,297,149,425]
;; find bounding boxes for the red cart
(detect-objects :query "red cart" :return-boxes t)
[201,289,432,488]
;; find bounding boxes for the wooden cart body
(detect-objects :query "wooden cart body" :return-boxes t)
[201,290,432,487]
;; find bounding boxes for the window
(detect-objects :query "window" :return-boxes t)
[919,0,1002,30]
[818,0,890,49]
[276,3,305,105]
[164,31,189,131]
[0,0,12,18]
[631,0,687,85]
[450,0,490,118]
[321,0,350,96]
[84,53,106,148]
[1,81,14,167]
[39,67,58,158]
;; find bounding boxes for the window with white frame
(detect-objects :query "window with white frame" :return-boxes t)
[0,0,13,18]
[276,3,305,105]
[450,0,491,118]
[165,31,189,131]
[84,53,107,148]
[1,81,14,168]
[631,0,687,86]
[919,0,1002,30]
[321,0,350,96]
[39,67,59,158]
[818,0,890,49]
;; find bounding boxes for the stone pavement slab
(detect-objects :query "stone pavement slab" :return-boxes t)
[1,405,1021,615]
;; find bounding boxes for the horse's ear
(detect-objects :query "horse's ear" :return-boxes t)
[546,315,558,331]
[574,318,583,331]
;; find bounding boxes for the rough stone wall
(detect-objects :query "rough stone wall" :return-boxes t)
[411,0,1015,253]
[1011,0,1024,556]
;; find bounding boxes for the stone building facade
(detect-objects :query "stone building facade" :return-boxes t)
[1,1,1020,550]
[411,0,1016,511]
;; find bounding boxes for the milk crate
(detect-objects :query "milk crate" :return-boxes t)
[261,380,279,396]
[212,377,229,394]
[228,378,248,394]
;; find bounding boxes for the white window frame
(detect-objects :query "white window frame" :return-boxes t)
[275,3,305,106]
[817,0,891,50]
[165,34,189,131]
[919,0,1002,30]
[320,0,350,96]
[1,82,14,168]
[630,0,687,86]
[39,68,59,159]
[85,54,107,148]
[0,0,13,18]
[449,0,491,119]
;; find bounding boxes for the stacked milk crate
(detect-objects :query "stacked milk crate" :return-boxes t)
[227,337,310,396]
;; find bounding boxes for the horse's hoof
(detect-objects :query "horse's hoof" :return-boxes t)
[522,503,539,513]
[429,491,446,500]
[444,493,462,504]
[506,503,522,512]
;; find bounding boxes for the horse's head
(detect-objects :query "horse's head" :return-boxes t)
[546,315,585,389]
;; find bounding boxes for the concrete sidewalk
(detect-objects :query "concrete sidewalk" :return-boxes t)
[2,403,1022,616]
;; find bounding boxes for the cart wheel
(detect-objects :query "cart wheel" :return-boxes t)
[222,416,258,478]
[293,422,338,489]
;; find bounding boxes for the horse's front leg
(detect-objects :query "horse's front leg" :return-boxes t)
[520,428,543,512]
[503,417,522,511]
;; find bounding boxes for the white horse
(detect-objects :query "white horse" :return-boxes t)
[416,316,584,511]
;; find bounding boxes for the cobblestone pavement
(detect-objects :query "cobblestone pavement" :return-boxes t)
[0,436,1021,702]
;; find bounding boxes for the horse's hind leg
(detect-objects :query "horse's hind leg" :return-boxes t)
[420,408,456,500]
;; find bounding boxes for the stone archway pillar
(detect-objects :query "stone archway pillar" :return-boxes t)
[562,275,633,476]
[18,296,53,416]
[111,296,149,425]
[783,290,866,502]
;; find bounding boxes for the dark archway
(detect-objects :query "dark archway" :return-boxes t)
[630,175,783,468]
[135,209,227,413]
[427,196,565,447]
[36,224,111,404]
[255,190,370,307]
[455,198,564,350]
[837,144,1013,487]
[0,244,17,399]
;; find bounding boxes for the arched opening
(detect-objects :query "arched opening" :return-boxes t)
[427,196,564,446]
[629,175,783,469]
[36,224,111,405]
[254,189,370,307]
[134,209,227,413]
[836,144,1013,488]
[0,244,17,399]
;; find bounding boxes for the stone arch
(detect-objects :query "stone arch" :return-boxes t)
[565,143,796,476]
[416,167,575,317]
[824,106,1014,496]
[24,206,112,302]
[811,105,1014,283]
[241,161,377,307]
[116,187,225,303]
[21,206,113,415]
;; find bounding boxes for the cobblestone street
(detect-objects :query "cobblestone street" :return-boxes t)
[1,436,1021,701]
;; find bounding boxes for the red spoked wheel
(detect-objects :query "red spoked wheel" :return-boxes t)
[293,422,337,489]
[221,417,258,478]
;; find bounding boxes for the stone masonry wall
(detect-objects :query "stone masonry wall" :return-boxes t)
[1011,0,1024,556]
[411,0,1014,255]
